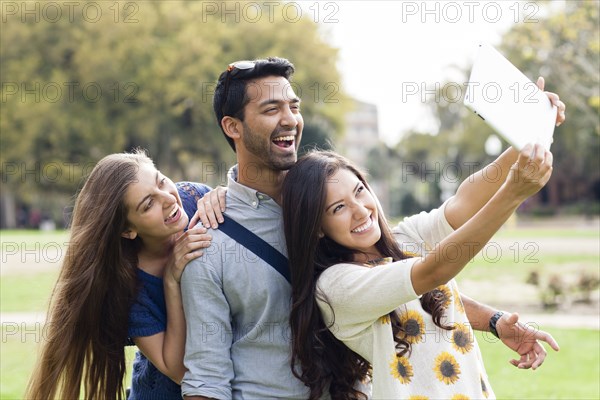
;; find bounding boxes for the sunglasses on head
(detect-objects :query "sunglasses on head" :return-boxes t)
[221,60,256,115]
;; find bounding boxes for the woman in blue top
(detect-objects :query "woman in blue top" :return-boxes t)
[26,150,223,399]
[126,180,215,399]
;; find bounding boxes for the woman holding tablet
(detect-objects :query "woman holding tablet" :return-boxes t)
[283,146,560,399]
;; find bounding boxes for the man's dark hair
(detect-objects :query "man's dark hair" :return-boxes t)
[213,57,295,152]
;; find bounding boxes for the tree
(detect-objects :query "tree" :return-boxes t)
[395,1,599,214]
[499,0,600,210]
[0,1,348,227]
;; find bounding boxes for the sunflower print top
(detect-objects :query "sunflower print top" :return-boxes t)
[316,201,495,399]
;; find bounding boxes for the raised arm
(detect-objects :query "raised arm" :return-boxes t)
[445,146,518,229]
[134,227,212,383]
[411,143,553,295]
[445,77,565,229]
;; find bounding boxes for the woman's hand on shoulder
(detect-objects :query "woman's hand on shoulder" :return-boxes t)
[166,227,212,284]
[189,186,227,229]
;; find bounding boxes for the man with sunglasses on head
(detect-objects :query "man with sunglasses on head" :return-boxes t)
[180,57,318,399]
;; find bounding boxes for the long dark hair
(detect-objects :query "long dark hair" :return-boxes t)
[25,151,152,399]
[283,151,453,399]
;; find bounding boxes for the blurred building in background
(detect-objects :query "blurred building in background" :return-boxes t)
[338,99,393,214]
[339,99,379,167]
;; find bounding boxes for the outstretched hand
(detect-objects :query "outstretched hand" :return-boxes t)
[496,312,560,370]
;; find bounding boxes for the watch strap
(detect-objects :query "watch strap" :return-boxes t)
[489,311,505,338]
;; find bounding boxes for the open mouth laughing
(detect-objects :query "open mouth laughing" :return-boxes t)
[272,135,295,149]
[351,215,374,233]
[164,205,181,224]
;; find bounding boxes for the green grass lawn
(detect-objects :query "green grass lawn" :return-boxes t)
[1,230,67,313]
[2,327,597,399]
[0,270,59,312]
[477,329,600,399]
[1,227,598,399]
[1,327,138,400]
[0,230,69,249]
[458,253,599,283]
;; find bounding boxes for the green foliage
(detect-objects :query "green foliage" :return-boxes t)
[393,1,599,214]
[499,0,600,208]
[299,122,334,155]
[0,1,348,220]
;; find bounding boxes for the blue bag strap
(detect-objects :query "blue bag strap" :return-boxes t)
[218,215,291,284]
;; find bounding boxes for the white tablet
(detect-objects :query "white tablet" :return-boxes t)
[464,43,557,150]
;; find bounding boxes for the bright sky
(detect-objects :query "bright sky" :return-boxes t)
[319,1,558,145]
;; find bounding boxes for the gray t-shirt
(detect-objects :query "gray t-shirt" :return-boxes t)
[180,166,310,399]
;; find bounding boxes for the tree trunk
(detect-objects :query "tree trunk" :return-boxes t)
[0,190,17,229]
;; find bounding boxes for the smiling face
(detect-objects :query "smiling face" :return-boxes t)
[320,168,382,259]
[236,75,303,171]
[121,162,188,242]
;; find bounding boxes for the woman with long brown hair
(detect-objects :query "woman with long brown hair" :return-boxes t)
[25,150,218,399]
[282,147,560,399]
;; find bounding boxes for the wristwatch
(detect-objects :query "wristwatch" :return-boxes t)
[489,311,505,338]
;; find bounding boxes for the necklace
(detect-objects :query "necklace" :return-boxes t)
[365,256,393,266]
